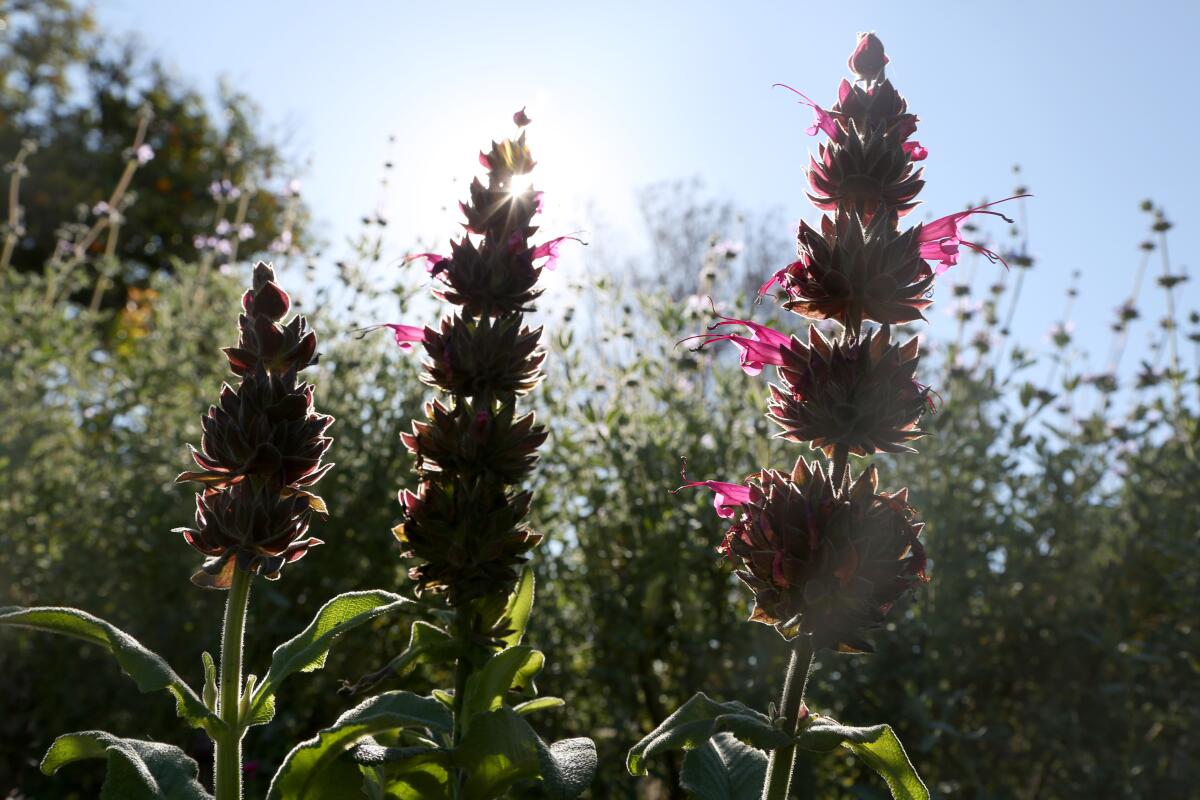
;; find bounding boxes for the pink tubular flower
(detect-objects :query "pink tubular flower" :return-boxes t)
[353,323,425,351]
[918,195,1031,274]
[531,234,584,271]
[671,459,751,519]
[758,259,804,299]
[773,84,839,139]
[404,252,447,273]
[383,324,425,350]
[681,305,792,376]
[903,141,928,161]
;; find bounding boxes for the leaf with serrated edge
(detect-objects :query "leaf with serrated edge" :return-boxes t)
[0,607,217,731]
[247,590,409,726]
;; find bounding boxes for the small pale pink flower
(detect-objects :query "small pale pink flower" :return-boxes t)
[135,144,155,165]
[773,84,839,139]
[917,195,1030,274]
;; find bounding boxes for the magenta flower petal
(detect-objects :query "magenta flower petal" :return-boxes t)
[773,83,839,139]
[531,235,583,271]
[676,479,752,518]
[917,194,1030,273]
[404,252,447,273]
[903,141,928,161]
[758,259,804,299]
[382,323,425,351]
[682,307,792,375]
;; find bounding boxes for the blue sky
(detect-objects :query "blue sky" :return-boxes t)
[98,0,1198,388]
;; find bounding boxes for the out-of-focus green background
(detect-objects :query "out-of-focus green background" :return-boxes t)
[1,3,1196,798]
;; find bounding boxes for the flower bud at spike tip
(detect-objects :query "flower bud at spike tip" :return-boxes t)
[848,32,889,81]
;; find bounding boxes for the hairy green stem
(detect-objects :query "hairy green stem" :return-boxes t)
[215,567,252,800]
[761,635,815,800]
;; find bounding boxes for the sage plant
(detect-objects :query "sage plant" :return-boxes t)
[332,112,597,799]
[629,34,1018,799]
[1,261,412,799]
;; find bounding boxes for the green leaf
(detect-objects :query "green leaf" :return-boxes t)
[626,692,790,776]
[843,728,928,800]
[679,732,767,800]
[454,708,540,799]
[0,606,217,731]
[473,566,535,649]
[41,731,211,799]
[247,590,410,726]
[456,708,594,800]
[513,696,565,716]
[797,717,929,800]
[267,691,451,800]
[499,566,535,648]
[535,736,597,800]
[201,652,217,712]
[354,742,452,800]
[340,620,457,697]
[460,645,544,727]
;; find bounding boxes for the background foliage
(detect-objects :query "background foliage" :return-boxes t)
[1,6,1197,799]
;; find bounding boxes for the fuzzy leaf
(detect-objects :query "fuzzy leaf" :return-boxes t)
[536,736,598,800]
[41,731,211,799]
[513,696,565,716]
[340,620,457,697]
[354,743,452,800]
[499,566,535,648]
[248,590,410,726]
[626,692,790,776]
[0,607,217,731]
[455,708,594,800]
[268,691,451,800]
[679,732,767,800]
[460,645,544,728]
[797,717,929,800]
